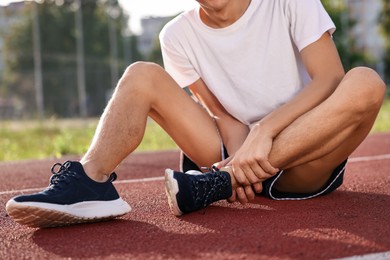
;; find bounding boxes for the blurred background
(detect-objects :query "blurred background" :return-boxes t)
[0,0,197,119]
[0,0,390,162]
[0,0,389,161]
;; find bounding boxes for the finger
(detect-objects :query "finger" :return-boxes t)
[236,186,248,204]
[233,158,263,185]
[227,189,237,203]
[252,182,263,193]
[213,156,233,169]
[248,160,268,182]
[258,159,279,175]
[245,163,265,185]
[244,185,255,201]
[232,165,252,186]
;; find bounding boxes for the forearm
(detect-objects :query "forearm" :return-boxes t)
[255,76,342,138]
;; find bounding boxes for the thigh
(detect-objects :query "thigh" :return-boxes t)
[145,65,222,167]
[276,107,378,193]
[272,68,385,193]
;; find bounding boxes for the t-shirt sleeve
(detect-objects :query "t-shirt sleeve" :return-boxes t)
[159,25,200,88]
[287,0,336,52]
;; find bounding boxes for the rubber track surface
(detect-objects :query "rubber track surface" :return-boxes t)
[1,133,389,259]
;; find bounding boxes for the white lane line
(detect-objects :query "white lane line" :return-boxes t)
[0,177,165,196]
[348,153,390,162]
[116,176,164,184]
[1,153,389,196]
[335,251,390,260]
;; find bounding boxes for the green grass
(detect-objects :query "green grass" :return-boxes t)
[0,118,177,161]
[0,98,389,162]
[372,98,390,132]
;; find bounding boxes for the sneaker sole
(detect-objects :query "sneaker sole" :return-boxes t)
[164,169,183,216]
[6,198,131,228]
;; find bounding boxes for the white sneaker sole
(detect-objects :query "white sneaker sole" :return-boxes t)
[164,169,183,216]
[6,198,131,228]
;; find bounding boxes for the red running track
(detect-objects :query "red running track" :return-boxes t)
[0,133,389,259]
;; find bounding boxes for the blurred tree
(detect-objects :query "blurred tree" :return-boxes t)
[380,0,390,85]
[2,0,143,118]
[321,0,370,72]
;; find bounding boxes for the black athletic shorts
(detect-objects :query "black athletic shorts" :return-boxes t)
[180,147,347,200]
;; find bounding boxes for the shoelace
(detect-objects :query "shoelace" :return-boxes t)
[47,161,80,192]
[200,165,219,172]
[193,166,230,208]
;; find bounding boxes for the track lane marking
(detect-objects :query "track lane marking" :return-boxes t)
[335,251,390,260]
[0,177,165,196]
[349,154,390,162]
[0,153,389,196]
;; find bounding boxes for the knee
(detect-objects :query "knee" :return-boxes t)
[123,61,163,79]
[117,61,164,94]
[343,67,386,113]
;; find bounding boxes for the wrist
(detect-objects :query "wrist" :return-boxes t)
[251,121,278,138]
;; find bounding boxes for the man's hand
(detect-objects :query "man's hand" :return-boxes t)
[216,160,264,204]
[229,125,279,188]
[227,184,263,204]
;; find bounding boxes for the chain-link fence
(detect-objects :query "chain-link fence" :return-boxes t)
[0,0,149,119]
[0,0,388,120]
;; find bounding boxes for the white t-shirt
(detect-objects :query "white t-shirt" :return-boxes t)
[159,0,336,125]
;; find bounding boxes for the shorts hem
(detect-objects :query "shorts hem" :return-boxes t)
[262,159,347,200]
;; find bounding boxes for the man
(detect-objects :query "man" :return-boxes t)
[6,0,386,227]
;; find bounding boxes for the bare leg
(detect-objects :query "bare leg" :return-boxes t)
[268,67,386,192]
[80,62,222,181]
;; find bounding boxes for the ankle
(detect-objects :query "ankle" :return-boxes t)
[81,161,110,183]
[219,166,236,188]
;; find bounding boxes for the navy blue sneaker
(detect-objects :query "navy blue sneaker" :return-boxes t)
[164,167,232,216]
[5,161,131,228]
